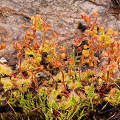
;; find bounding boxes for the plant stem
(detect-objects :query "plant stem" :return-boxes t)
[32,74,38,88]
[19,57,22,72]
[42,32,46,47]
[6,100,16,114]
[42,69,55,81]
[92,52,97,79]
[30,106,42,112]
[59,67,69,94]
[69,67,72,76]
[106,57,110,88]
[79,59,82,82]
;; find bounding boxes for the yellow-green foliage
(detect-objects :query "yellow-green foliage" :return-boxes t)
[58,91,80,109]
[0,64,12,76]
[104,88,120,105]
[25,49,34,56]
[38,87,47,96]
[48,83,63,102]
[49,88,60,101]
[1,77,13,91]
[81,69,94,80]
[68,81,80,89]
[12,90,20,98]
[0,95,6,103]
[51,72,72,83]
[84,86,92,94]
[16,78,31,92]
[1,77,31,93]
[20,60,35,76]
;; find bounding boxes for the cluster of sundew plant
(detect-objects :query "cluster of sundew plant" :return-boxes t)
[9,14,88,117]
[13,14,74,95]
[1,11,119,119]
[11,12,120,108]
[74,11,120,91]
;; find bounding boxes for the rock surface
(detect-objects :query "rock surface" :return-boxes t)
[0,0,120,65]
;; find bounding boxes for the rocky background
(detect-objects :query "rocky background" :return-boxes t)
[0,0,120,66]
